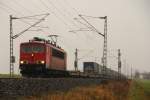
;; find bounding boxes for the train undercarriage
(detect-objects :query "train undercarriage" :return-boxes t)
[20,64,126,80]
[20,64,70,78]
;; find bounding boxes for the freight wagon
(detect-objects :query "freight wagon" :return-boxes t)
[83,62,101,74]
[83,62,126,79]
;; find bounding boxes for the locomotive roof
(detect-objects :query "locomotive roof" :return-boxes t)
[21,41,65,53]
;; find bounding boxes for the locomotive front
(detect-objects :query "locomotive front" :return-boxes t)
[20,41,46,76]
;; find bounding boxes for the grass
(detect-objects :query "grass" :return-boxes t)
[129,79,150,100]
[22,80,131,100]
[139,80,150,98]
[0,74,21,78]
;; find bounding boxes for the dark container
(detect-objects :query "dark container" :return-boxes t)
[83,62,100,74]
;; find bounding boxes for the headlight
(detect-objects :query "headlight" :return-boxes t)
[36,60,45,64]
[41,61,45,64]
[20,61,24,64]
[20,61,28,64]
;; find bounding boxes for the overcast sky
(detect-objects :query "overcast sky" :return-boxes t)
[0,0,150,74]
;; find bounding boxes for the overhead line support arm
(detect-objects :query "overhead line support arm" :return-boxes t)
[79,14,104,37]
[12,13,49,39]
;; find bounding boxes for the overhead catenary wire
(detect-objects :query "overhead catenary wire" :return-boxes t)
[58,37,73,49]
[62,0,79,15]
[0,5,12,14]
[30,0,75,35]
[74,18,93,30]
[39,0,84,43]
[79,15,104,37]
[30,0,45,11]
[5,0,86,40]
[0,0,98,42]
[10,0,33,14]
[79,14,105,19]
[53,0,80,27]
[55,0,90,32]
[1,0,49,27]
[54,0,78,19]
[18,13,51,19]
[12,13,50,39]
[78,49,94,60]
[19,19,49,31]
[0,3,48,33]
[0,2,25,16]
[55,0,91,34]
[60,0,103,42]
[39,0,72,30]
[10,1,77,37]
[0,0,99,47]
[0,2,46,34]
[55,0,98,42]
[46,0,79,29]
[0,0,98,47]
[71,17,103,44]
[0,2,38,31]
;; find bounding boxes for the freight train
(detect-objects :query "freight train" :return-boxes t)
[19,37,126,79]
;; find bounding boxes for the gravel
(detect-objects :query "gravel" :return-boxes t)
[0,78,103,97]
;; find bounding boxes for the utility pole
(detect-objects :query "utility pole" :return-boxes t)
[123,59,127,77]
[10,15,14,77]
[9,13,49,77]
[77,15,108,76]
[131,66,132,79]
[102,16,107,75]
[118,49,121,80]
[74,48,78,71]
[10,15,18,77]
[127,64,129,79]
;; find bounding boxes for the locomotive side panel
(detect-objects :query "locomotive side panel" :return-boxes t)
[45,45,51,69]
[45,46,66,71]
[51,57,65,70]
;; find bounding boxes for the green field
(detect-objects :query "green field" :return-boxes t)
[129,79,150,100]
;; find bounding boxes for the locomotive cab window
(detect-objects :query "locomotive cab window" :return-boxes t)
[52,48,64,59]
[21,46,32,53]
[21,45,44,53]
[32,45,44,53]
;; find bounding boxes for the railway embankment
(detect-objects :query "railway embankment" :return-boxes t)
[23,80,131,100]
[0,78,103,98]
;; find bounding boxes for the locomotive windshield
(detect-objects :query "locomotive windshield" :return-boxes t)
[32,45,44,53]
[22,46,32,53]
[21,45,44,53]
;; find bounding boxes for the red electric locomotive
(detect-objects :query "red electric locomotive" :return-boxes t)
[19,37,68,77]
